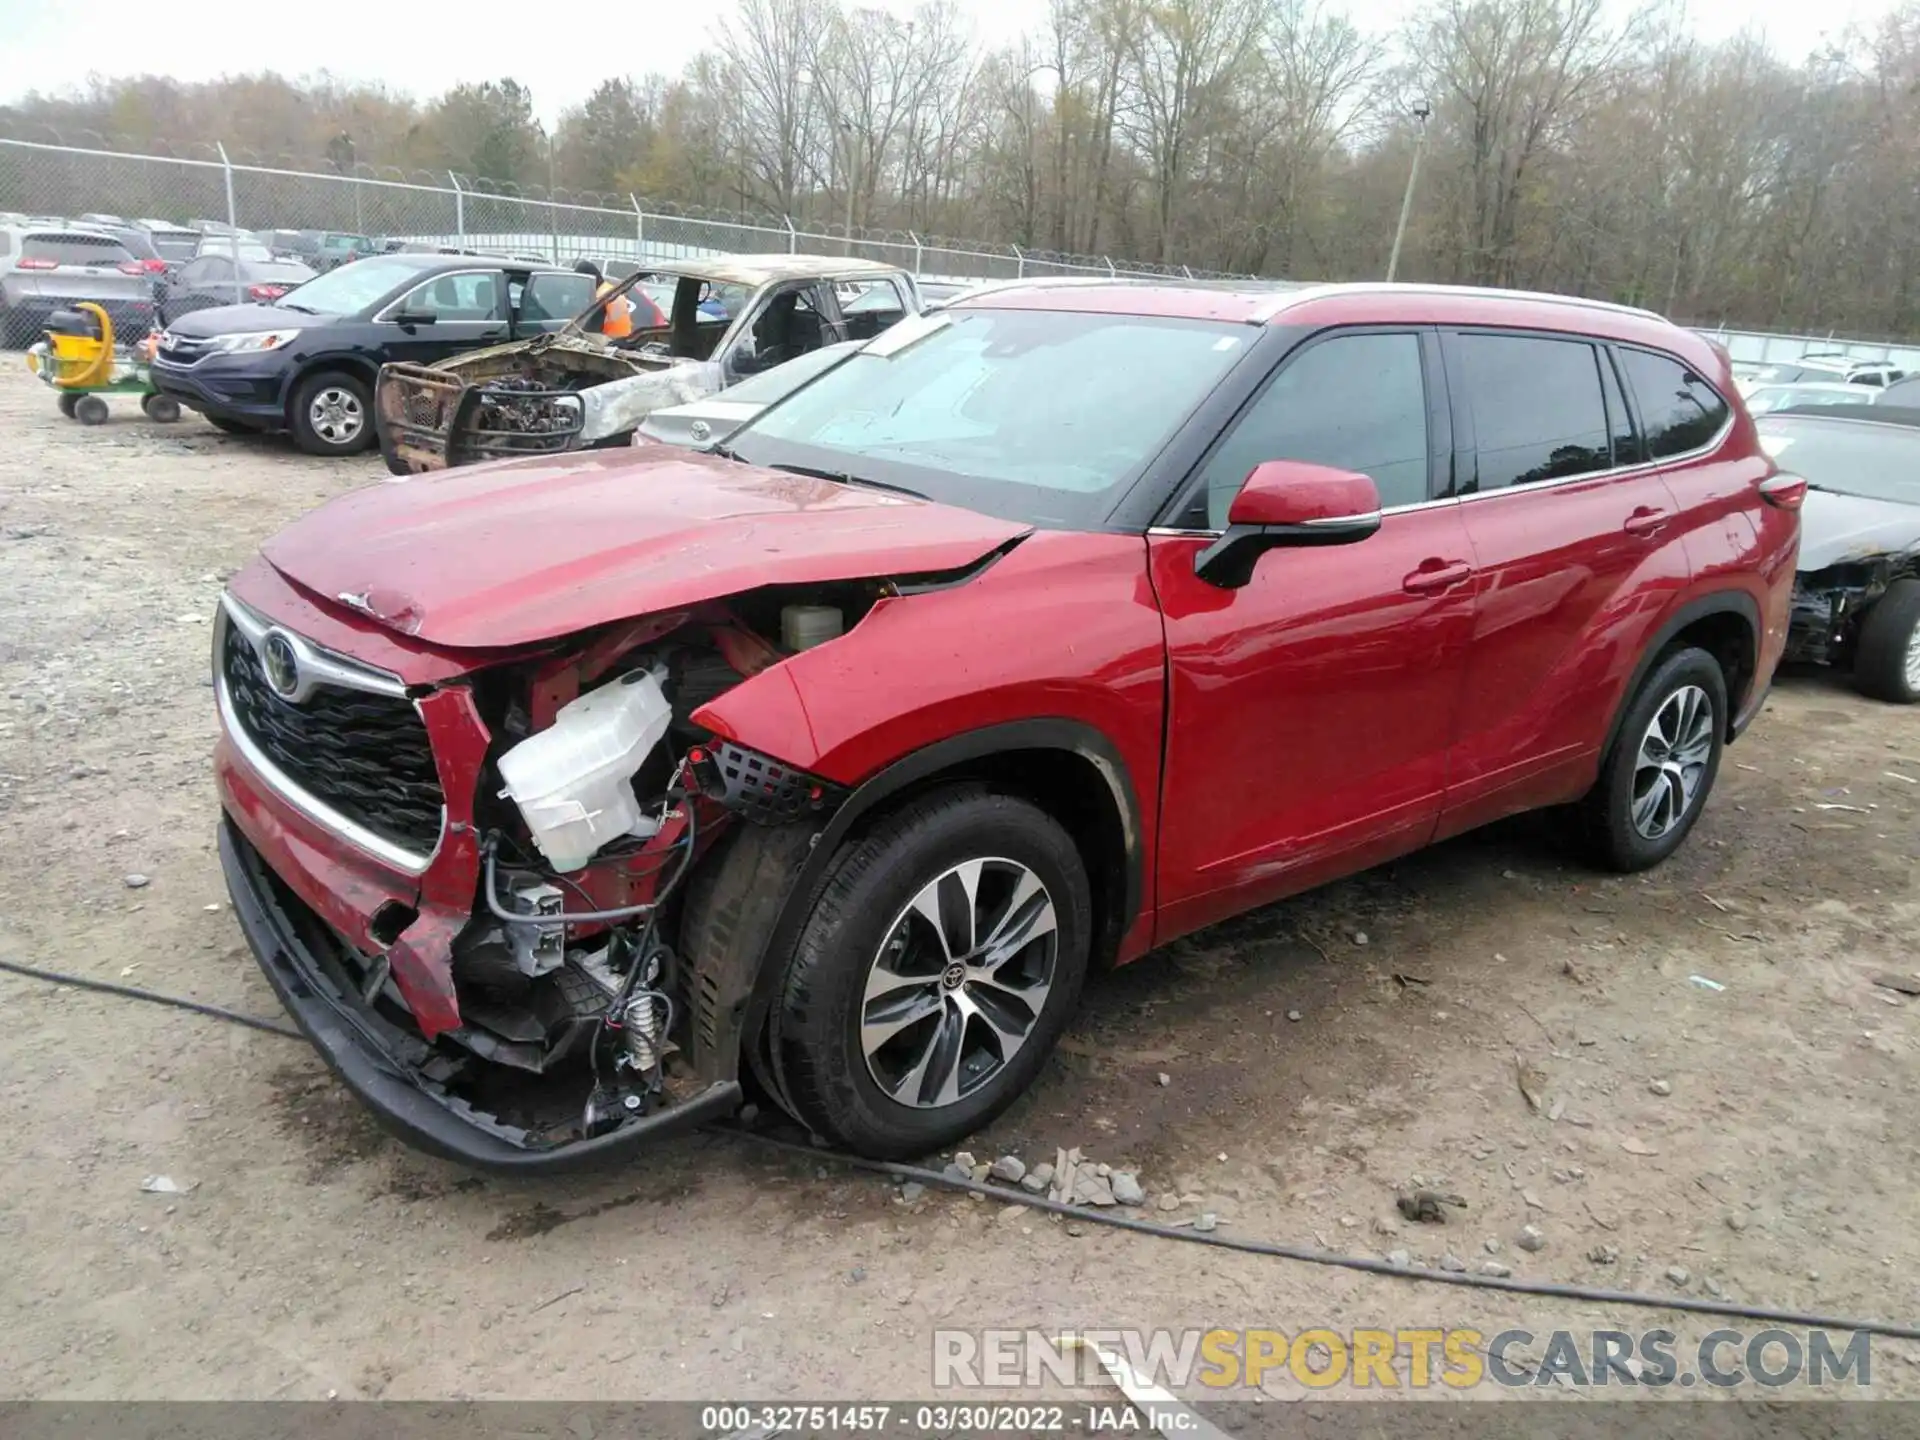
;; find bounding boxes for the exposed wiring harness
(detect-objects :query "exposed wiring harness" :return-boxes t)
[8,951,1920,1341]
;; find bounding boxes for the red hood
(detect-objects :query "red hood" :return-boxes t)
[261,447,1028,649]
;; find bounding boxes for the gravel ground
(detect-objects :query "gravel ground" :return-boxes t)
[1,364,1917,1407]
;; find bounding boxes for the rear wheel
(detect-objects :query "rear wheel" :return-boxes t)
[1852,578,1920,704]
[289,371,373,456]
[140,393,181,423]
[73,394,110,426]
[1578,646,1726,872]
[56,391,80,418]
[771,787,1091,1158]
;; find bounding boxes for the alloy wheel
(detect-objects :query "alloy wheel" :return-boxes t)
[308,387,364,446]
[1630,684,1714,839]
[1905,621,1920,692]
[860,857,1057,1110]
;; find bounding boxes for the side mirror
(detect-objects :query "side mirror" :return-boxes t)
[1194,460,1383,589]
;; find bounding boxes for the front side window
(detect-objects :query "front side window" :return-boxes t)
[519,271,596,323]
[1191,331,1430,527]
[1455,333,1610,491]
[1616,348,1730,458]
[726,307,1253,528]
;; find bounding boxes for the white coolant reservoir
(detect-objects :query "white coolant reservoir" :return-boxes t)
[781,604,843,652]
[496,669,672,872]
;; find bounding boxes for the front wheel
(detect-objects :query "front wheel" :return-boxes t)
[73,394,110,426]
[141,392,181,423]
[57,391,81,418]
[1852,578,1920,704]
[289,371,374,456]
[1578,646,1727,872]
[772,788,1092,1158]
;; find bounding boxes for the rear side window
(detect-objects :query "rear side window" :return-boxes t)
[519,271,596,322]
[1616,348,1729,458]
[1453,333,1610,491]
[23,233,135,266]
[1194,330,1431,525]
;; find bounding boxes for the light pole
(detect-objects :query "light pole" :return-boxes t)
[1386,97,1431,283]
[841,119,857,240]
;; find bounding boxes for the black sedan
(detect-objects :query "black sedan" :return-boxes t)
[150,254,597,455]
[160,254,318,319]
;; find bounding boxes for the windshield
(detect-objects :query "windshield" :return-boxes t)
[1746,385,1859,415]
[725,307,1253,527]
[273,257,428,315]
[1757,417,1920,505]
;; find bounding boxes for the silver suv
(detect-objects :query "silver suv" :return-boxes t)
[0,225,157,348]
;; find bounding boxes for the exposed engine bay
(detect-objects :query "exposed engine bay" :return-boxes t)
[399,584,873,1146]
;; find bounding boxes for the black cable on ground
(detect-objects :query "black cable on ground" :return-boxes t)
[9,953,1919,1342]
[718,1130,1920,1343]
[0,956,302,1039]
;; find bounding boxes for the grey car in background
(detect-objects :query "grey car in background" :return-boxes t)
[637,339,860,448]
[0,225,157,346]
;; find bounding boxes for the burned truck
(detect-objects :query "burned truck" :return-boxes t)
[374,255,922,474]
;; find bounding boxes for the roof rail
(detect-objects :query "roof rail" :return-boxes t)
[1252,281,1667,324]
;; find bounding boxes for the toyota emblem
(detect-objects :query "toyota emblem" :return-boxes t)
[261,631,301,700]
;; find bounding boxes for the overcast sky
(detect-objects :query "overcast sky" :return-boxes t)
[0,0,1900,129]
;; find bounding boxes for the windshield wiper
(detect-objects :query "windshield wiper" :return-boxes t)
[768,462,925,500]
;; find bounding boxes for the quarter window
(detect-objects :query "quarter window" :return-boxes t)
[1194,331,1431,527]
[1616,348,1730,459]
[1454,333,1610,490]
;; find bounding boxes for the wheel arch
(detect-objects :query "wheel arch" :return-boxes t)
[282,354,379,423]
[1602,592,1759,761]
[677,719,1145,1086]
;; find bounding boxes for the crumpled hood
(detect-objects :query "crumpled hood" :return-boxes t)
[260,446,1028,649]
[1799,490,1920,571]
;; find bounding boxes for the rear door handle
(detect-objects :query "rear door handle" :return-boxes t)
[1624,506,1670,537]
[1402,559,1474,594]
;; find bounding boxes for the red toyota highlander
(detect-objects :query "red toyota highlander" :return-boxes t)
[214,280,1801,1170]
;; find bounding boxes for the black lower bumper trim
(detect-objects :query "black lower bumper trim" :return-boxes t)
[219,819,740,1173]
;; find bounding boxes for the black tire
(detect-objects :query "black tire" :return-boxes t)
[73,394,110,426]
[1578,646,1727,872]
[56,391,81,418]
[772,786,1092,1158]
[288,370,374,456]
[1852,578,1920,704]
[141,393,181,423]
[205,414,256,435]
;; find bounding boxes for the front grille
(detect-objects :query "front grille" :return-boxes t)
[222,622,445,855]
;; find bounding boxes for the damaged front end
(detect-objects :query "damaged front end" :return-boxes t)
[377,333,719,475]
[1787,551,1920,666]
[215,580,894,1170]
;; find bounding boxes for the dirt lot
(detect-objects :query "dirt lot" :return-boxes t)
[1,362,1917,1408]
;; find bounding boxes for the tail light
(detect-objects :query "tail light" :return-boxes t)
[1760,474,1807,511]
[247,284,289,302]
[140,258,168,274]
[16,256,57,270]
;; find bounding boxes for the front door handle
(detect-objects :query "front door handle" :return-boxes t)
[1623,506,1670,537]
[1402,559,1474,594]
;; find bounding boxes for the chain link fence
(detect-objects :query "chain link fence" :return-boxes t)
[0,134,1236,284]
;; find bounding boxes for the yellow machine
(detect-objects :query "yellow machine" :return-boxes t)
[24,302,179,425]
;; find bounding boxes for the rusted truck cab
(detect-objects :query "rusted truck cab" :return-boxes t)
[375,255,921,474]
